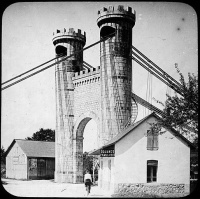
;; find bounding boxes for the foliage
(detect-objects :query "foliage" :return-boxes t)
[1,146,6,178]
[148,122,166,135]
[83,152,93,174]
[83,152,99,180]
[1,146,6,165]
[155,66,198,147]
[152,67,198,180]
[25,128,55,141]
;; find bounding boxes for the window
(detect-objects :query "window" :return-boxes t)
[147,160,158,183]
[147,130,158,150]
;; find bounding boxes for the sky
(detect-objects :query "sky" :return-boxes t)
[1,2,198,151]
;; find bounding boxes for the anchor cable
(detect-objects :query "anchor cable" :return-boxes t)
[1,53,65,85]
[2,32,115,91]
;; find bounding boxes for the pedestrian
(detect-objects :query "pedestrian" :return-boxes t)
[84,170,92,196]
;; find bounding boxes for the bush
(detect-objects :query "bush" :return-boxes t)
[1,163,6,178]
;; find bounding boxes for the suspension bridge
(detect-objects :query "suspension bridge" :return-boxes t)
[1,33,194,130]
[1,5,196,183]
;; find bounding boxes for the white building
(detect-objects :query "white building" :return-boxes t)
[90,113,195,197]
[5,139,55,180]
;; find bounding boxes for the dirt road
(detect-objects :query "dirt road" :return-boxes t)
[2,178,111,197]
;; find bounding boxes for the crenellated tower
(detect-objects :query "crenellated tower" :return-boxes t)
[52,28,86,183]
[97,5,136,146]
[52,5,136,184]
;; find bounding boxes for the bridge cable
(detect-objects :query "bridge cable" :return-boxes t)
[144,71,152,116]
[132,45,183,89]
[132,92,196,133]
[132,47,198,107]
[2,32,115,91]
[131,52,182,95]
[132,56,178,94]
[1,53,65,86]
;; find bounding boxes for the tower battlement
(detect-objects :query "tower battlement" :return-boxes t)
[52,28,86,45]
[98,5,133,14]
[73,66,100,79]
[97,5,136,27]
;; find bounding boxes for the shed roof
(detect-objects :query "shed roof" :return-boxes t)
[5,139,55,158]
[89,112,196,155]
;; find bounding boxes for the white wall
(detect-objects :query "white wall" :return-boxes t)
[98,156,115,193]
[114,116,190,185]
[6,142,27,179]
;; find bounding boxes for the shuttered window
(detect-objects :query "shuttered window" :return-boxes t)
[147,130,159,150]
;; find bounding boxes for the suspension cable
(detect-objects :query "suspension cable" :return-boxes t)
[131,51,182,95]
[2,32,115,91]
[132,92,196,133]
[83,61,95,69]
[145,71,152,116]
[145,72,149,116]
[132,45,182,89]
[1,53,65,86]
[132,56,180,94]
[132,48,198,107]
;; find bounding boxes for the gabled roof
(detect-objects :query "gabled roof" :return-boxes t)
[5,139,55,158]
[89,112,196,155]
[102,114,150,148]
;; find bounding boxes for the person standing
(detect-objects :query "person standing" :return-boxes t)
[84,170,92,196]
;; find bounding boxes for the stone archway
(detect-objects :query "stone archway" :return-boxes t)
[72,111,100,183]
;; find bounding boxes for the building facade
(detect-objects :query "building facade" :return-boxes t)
[90,113,195,197]
[5,140,55,180]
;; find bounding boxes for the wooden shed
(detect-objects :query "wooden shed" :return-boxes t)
[5,139,55,180]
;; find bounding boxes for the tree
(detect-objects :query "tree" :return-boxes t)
[25,128,55,141]
[83,152,93,174]
[1,146,6,178]
[83,152,99,182]
[155,66,198,146]
[1,146,6,165]
[151,68,198,181]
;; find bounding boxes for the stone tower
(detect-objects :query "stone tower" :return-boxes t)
[97,5,136,146]
[52,5,136,184]
[52,28,86,183]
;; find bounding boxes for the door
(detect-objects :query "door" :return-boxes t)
[37,158,46,179]
[28,158,37,179]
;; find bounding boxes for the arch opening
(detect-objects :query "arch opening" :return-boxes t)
[75,117,98,183]
[76,117,98,154]
[83,119,98,153]
[55,45,67,56]
[100,26,115,38]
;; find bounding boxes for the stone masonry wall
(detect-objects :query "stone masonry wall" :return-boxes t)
[73,68,101,123]
[113,183,188,198]
[72,68,101,182]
